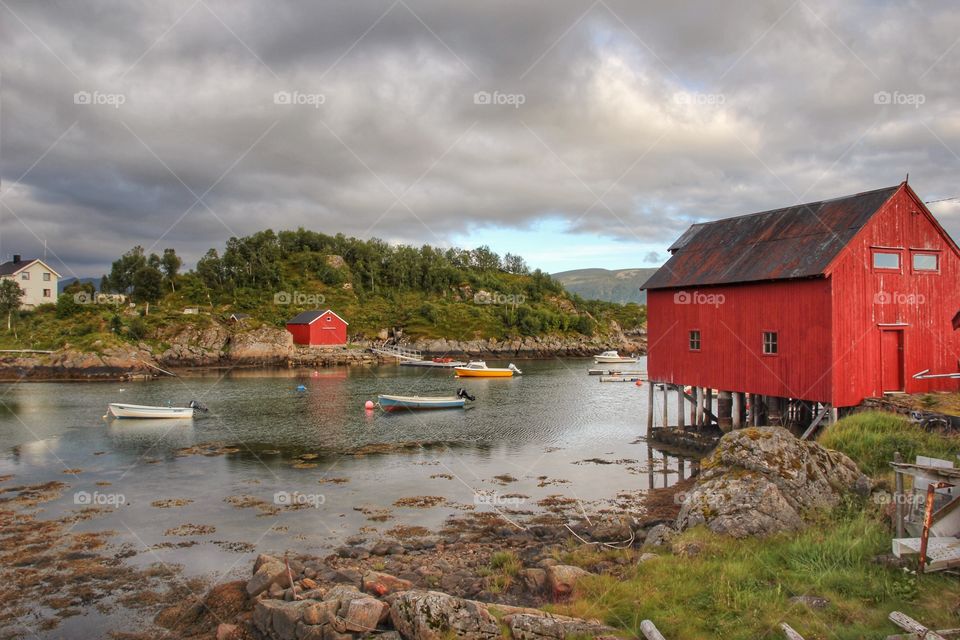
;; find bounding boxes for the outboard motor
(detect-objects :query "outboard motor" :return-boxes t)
[456,388,476,402]
[508,363,522,375]
[188,400,209,413]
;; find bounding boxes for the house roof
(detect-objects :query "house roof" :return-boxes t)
[643,185,901,290]
[286,309,348,325]
[0,258,61,278]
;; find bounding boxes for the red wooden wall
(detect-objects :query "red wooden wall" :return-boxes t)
[286,312,348,346]
[827,184,960,406]
[646,278,834,402]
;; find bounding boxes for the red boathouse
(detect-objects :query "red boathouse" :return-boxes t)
[642,182,960,430]
[285,310,348,346]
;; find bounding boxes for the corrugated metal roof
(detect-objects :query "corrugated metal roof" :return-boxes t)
[286,309,349,325]
[643,185,900,290]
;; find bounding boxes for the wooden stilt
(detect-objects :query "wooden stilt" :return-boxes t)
[677,385,686,429]
[695,387,704,427]
[647,382,654,432]
[661,384,669,430]
[732,392,742,429]
[705,388,713,425]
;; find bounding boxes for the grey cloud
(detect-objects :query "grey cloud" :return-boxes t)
[1,0,959,274]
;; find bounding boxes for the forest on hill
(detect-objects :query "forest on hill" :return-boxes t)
[9,230,645,351]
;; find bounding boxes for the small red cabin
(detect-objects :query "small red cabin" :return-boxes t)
[643,182,960,414]
[285,309,348,346]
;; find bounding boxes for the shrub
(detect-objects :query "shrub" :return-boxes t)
[819,410,960,476]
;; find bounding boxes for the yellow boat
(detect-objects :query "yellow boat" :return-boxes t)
[454,361,522,377]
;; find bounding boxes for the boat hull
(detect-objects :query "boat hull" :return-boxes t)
[593,356,638,364]
[378,395,466,410]
[454,368,514,377]
[107,403,195,419]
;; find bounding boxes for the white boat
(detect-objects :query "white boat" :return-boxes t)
[378,389,475,411]
[593,350,638,364]
[107,401,207,419]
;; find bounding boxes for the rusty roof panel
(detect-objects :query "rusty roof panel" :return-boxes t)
[643,185,899,290]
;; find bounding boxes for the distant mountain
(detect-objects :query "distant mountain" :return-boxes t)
[552,267,659,304]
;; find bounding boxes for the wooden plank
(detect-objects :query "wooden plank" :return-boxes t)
[640,620,666,640]
[886,629,960,640]
[800,404,829,440]
[888,612,948,640]
[780,622,805,640]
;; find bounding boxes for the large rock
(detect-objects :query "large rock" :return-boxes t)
[362,570,413,596]
[504,613,616,640]
[544,565,591,599]
[248,558,290,596]
[676,427,870,538]
[253,599,314,639]
[389,591,500,640]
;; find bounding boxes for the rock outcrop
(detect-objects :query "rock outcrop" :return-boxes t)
[676,427,870,538]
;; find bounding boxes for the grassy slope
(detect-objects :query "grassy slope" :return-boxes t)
[0,270,645,352]
[554,411,960,639]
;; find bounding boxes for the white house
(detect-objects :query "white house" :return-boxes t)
[0,255,61,309]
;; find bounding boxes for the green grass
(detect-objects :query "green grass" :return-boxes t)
[819,410,960,476]
[557,506,959,640]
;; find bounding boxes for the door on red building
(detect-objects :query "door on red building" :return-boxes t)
[881,329,905,393]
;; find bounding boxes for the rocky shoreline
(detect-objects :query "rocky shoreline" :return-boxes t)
[0,324,645,381]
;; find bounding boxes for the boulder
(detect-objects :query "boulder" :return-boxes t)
[544,565,591,599]
[504,613,616,640]
[644,524,675,547]
[362,570,413,596]
[389,590,500,640]
[676,427,870,538]
[519,568,547,593]
[342,596,389,632]
[248,559,289,597]
[253,599,313,640]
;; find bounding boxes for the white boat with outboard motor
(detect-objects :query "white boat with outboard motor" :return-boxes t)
[106,400,209,419]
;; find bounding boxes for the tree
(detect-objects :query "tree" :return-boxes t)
[107,246,147,293]
[0,280,24,331]
[160,248,182,292]
[503,253,529,275]
[132,265,163,303]
[64,279,95,299]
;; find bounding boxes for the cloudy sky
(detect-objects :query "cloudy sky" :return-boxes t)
[1,0,959,279]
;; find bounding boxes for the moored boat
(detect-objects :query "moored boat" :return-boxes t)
[378,388,475,411]
[107,400,208,419]
[593,350,638,364]
[454,361,521,377]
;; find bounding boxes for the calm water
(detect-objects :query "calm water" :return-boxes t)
[0,357,692,636]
